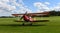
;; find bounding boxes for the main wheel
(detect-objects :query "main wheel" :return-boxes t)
[22,23,25,26]
[29,23,32,25]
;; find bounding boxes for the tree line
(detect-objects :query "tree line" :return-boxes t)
[49,10,60,16]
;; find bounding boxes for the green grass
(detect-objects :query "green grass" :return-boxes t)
[0,16,60,33]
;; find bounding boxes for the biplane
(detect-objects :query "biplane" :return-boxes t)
[12,11,49,25]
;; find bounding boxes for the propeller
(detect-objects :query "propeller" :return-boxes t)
[20,11,28,20]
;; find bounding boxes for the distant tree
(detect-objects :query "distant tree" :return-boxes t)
[50,10,60,16]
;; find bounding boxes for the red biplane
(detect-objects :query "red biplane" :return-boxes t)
[12,11,49,25]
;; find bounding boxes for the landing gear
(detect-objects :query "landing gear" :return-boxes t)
[22,23,25,26]
[30,22,32,25]
[22,22,32,26]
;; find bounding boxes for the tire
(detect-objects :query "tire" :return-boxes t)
[22,23,25,26]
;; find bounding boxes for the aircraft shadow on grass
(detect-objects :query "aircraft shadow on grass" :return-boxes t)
[0,24,47,26]
[0,20,49,26]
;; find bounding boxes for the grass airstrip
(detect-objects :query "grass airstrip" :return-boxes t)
[0,16,60,33]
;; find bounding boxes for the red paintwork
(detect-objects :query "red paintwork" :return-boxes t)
[12,12,50,17]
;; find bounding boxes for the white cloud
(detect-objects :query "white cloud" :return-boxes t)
[0,0,16,12]
[54,7,60,11]
[1,0,60,16]
[34,2,50,12]
[8,0,32,13]
[51,3,60,11]
[44,2,50,5]
[15,6,32,14]
[0,0,32,16]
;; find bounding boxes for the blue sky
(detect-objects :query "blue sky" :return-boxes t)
[0,0,60,16]
[23,0,60,11]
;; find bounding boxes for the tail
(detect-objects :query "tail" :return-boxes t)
[24,11,28,15]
